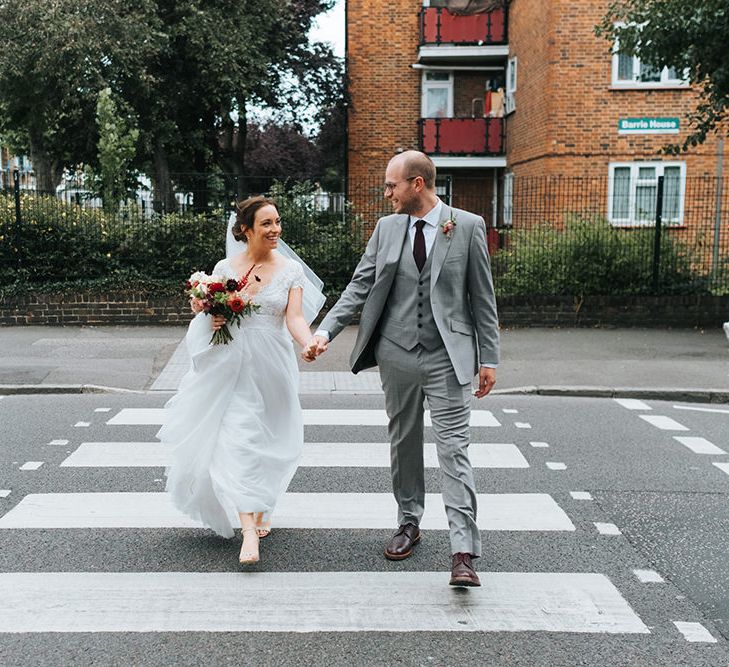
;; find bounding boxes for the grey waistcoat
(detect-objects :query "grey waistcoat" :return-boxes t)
[378,230,443,351]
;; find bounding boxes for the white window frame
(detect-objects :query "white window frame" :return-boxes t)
[607,161,686,227]
[421,70,453,118]
[611,32,688,88]
[503,172,513,226]
[505,56,517,113]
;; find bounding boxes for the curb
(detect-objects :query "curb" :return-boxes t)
[0,384,146,395]
[1,383,727,403]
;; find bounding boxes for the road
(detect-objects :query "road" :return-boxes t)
[1,392,728,666]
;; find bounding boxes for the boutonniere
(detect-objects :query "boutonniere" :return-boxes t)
[441,212,457,239]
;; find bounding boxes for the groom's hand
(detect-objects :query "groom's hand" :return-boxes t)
[474,367,496,398]
[301,335,328,362]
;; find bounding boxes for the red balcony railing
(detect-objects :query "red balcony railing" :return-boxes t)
[419,117,504,156]
[420,6,507,46]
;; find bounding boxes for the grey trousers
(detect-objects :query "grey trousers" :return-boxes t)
[375,336,481,557]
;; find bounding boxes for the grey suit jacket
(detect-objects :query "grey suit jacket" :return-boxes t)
[319,205,500,384]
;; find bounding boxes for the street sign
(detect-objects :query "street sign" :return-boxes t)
[618,117,680,134]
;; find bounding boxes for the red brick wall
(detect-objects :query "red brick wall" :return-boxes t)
[347,0,421,186]
[507,0,729,178]
[0,292,192,326]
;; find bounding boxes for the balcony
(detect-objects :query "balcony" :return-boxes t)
[420,6,507,46]
[419,117,505,164]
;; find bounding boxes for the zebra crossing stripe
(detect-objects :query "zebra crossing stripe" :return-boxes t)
[672,437,726,455]
[0,492,575,531]
[637,415,689,431]
[0,571,649,634]
[106,408,501,427]
[60,442,529,469]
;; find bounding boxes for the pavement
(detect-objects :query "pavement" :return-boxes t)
[0,324,727,401]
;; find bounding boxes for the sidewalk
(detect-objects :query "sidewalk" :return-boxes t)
[0,325,727,401]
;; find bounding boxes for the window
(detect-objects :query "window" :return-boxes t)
[436,174,452,205]
[421,71,453,118]
[503,172,513,226]
[612,38,686,87]
[505,57,517,113]
[608,162,685,226]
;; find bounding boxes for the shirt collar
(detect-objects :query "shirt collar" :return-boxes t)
[410,198,442,229]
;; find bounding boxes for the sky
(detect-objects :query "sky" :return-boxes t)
[309,0,345,58]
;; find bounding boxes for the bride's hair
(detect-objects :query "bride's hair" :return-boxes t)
[232,196,277,242]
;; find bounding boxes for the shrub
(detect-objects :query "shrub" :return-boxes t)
[494,214,708,296]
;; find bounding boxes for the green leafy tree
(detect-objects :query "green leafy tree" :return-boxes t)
[596,1,729,151]
[91,88,139,213]
[0,0,162,191]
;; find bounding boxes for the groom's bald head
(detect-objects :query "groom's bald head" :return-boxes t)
[389,151,436,190]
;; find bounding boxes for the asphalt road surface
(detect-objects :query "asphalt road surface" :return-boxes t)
[1,392,729,666]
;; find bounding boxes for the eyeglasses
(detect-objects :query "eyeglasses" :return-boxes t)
[384,176,417,193]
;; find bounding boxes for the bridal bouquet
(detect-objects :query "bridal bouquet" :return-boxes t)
[185,268,260,345]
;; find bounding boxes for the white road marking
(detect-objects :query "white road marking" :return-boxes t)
[0,571,649,634]
[107,408,501,427]
[73,422,90,428]
[514,422,532,429]
[0,492,576,531]
[94,408,111,413]
[594,522,621,535]
[0,490,10,498]
[546,462,566,470]
[614,399,652,411]
[502,409,519,414]
[633,569,664,583]
[19,462,44,471]
[712,462,729,477]
[570,492,592,501]
[60,442,529,469]
[673,405,729,415]
[673,437,726,455]
[48,439,69,446]
[530,441,549,448]
[672,621,717,643]
[638,415,689,431]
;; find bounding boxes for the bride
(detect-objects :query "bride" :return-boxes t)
[158,195,321,565]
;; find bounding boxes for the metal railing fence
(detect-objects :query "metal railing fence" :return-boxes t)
[2,171,727,297]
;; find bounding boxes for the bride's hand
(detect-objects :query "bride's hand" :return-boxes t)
[211,315,226,331]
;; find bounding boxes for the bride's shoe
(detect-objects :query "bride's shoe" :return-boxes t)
[255,513,271,539]
[239,528,260,565]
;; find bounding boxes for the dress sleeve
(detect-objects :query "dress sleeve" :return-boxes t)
[212,258,227,276]
[288,260,306,290]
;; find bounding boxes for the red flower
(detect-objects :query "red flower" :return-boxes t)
[228,296,245,312]
[208,282,225,294]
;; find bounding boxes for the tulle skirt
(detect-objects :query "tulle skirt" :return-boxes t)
[158,314,303,538]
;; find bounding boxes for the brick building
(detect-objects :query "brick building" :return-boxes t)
[346,0,728,237]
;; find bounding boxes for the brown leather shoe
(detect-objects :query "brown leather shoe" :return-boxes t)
[384,523,422,560]
[449,553,481,587]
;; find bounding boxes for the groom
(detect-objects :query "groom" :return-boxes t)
[306,151,499,587]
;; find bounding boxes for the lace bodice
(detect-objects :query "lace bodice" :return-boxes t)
[213,257,306,331]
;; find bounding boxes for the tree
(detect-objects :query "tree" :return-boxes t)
[133,0,343,211]
[92,88,139,213]
[596,1,729,152]
[0,0,162,191]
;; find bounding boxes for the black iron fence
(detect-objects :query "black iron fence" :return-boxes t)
[2,170,728,297]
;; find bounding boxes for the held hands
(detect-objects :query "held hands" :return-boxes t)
[211,314,226,331]
[474,367,496,398]
[301,335,329,363]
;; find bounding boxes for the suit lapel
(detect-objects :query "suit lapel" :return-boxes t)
[383,214,410,266]
[430,205,454,287]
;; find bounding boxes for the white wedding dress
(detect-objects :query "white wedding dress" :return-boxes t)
[158,256,307,538]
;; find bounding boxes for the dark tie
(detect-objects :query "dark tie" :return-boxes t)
[413,219,426,272]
